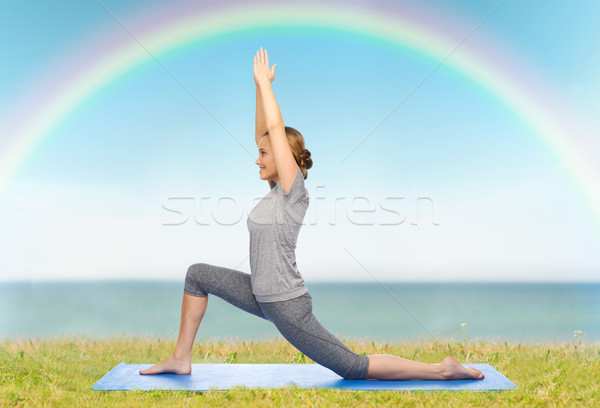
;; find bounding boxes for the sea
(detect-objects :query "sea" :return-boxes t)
[1,281,598,344]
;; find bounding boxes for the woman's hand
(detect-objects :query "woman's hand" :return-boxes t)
[254,47,276,87]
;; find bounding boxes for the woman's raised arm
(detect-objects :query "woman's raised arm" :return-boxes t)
[253,48,297,195]
[254,48,276,146]
[255,88,267,146]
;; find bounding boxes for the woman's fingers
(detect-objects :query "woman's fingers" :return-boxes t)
[254,48,272,75]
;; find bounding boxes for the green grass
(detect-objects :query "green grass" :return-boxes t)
[1,336,598,407]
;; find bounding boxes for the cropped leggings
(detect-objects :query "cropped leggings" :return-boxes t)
[184,262,370,380]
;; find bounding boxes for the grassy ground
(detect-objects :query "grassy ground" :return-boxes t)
[1,336,598,407]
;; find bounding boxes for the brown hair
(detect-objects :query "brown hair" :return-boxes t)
[263,126,313,179]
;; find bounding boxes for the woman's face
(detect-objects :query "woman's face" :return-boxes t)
[256,135,277,182]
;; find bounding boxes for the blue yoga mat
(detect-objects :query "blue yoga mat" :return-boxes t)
[91,362,519,391]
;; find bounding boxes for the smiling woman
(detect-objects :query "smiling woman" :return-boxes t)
[139,48,484,382]
[256,127,312,191]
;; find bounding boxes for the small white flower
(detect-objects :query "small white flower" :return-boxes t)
[573,330,583,337]
[461,323,467,328]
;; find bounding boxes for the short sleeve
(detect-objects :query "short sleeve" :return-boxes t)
[276,166,306,205]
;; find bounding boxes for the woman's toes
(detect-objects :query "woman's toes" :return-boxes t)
[468,367,484,379]
[138,357,191,375]
[441,356,485,380]
[139,365,162,375]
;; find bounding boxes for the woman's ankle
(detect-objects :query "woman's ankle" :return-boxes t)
[171,350,191,361]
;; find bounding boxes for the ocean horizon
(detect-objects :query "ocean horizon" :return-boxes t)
[1,281,598,344]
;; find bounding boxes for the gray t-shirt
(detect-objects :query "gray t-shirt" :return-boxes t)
[247,166,309,302]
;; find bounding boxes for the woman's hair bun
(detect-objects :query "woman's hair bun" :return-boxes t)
[299,148,313,169]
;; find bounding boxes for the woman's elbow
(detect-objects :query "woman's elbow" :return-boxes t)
[266,121,284,132]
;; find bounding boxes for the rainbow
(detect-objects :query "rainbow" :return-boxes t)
[1,0,598,223]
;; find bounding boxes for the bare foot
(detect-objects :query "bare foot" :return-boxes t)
[139,355,191,375]
[440,356,484,380]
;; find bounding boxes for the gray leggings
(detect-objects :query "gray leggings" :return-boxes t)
[184,263,370,380]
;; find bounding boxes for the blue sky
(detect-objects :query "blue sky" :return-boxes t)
[0,0,599,282]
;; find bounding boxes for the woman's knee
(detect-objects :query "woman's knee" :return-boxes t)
[184,263,210,297]
[186,263,207,281]
[342,354,370,380]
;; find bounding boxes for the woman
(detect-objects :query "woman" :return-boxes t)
[141,48,484,381]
